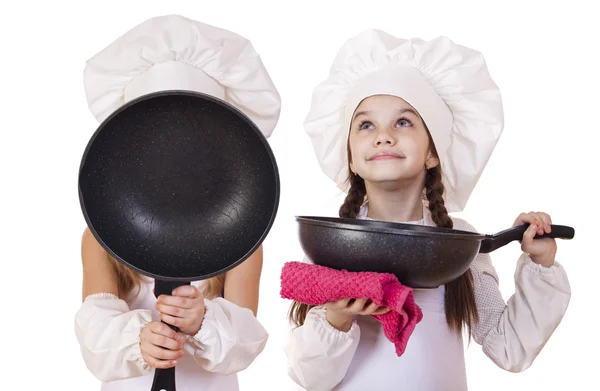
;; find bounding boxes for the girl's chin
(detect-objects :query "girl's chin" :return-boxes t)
[362,175,420,186]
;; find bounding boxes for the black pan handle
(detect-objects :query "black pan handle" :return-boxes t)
[151,279,191,391]
[479,224,575,254]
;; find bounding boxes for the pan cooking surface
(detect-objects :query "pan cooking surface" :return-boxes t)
[79,91,279,280]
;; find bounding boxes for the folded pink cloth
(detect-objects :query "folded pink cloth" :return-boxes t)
[280,261,423,356]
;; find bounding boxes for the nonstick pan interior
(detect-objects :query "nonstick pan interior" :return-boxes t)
[79,91,280,281]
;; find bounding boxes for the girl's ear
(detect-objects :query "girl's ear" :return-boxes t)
[425,151,439,170]
[348,145,355,174]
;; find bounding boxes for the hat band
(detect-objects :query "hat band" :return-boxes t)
[343,63,453,156]
[124,60,226,103]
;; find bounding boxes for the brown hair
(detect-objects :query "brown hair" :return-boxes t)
[288,133,479,338]
[109,255,225,301]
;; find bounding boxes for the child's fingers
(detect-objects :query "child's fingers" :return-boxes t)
[528,212,546,235]
[157,294,191,309]
[140,324,185,369]
[150,335,182,352]
[172,285,202,299]
[514,212,552,236]
[144,354,178,369]
[536,212,552,233]
[159,313,185,329]
[347,298,369,313]
[156,303,187,318]
[148,321,180,340]
[325,298,351,310]
[515,212,536,226]
[521,222,537,250]
[372,306,390,315]
[360,300,381,315]
[149,330,183,351]
[145,343,184,361]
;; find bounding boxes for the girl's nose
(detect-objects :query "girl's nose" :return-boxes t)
[374,129,396,146]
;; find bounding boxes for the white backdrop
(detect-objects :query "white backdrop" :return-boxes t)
[1,0,597,389]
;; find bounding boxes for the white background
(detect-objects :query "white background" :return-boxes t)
[1,0,597,389]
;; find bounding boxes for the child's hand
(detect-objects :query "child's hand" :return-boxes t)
[326,298,390,316]
[324,298,389,332]
[140,321,185,369]
[513,211,557,267]
[155,285,206,335]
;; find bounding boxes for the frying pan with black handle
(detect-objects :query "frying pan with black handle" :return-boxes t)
[79,91,280,390]
[296,216,574,289]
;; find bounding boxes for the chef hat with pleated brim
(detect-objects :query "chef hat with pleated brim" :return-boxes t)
[83,14,281,138]
[304,29,504,212]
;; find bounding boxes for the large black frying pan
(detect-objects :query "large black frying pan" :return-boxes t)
[79,90,279,391]
[296,216,574,289]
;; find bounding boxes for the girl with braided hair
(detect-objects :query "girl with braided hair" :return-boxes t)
[283,30,571,391]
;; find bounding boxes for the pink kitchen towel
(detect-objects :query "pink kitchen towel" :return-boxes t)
[280,261,423,356]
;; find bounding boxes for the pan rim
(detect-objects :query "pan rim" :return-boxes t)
[295,215,485,240]
[78,90,280,282]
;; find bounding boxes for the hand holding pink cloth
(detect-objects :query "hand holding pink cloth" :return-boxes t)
[280,261,423,356]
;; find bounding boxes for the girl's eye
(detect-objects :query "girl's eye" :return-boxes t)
[358,121,373,130]
[397,118,412,127]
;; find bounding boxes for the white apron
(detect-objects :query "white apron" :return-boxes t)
[335,286,467,390]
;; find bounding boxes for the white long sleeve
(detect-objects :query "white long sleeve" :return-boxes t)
[185,297,269,375]
[74,293,152,382]
[455,218,572,372]
[284,306,360,391]
[469,252,570,371]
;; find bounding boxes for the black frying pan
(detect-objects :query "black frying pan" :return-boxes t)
[79,90,279,391]
[296,216,574,289]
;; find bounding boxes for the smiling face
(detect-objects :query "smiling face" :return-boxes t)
[348,95,439,186]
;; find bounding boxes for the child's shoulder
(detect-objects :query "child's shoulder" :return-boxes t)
[449,216,478,233]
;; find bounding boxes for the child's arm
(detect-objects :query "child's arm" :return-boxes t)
[456,220,571,372]
[75,294,153,381]
[183,297,268,374]
[74,228,153,381]
[183,246,269,374]
[284,306,360,390]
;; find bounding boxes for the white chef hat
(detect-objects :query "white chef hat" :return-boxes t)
[83,14,281,138]
[304,30,504,212]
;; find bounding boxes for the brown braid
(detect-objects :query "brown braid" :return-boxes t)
[338,173,367,219]
[425,165,479,338]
